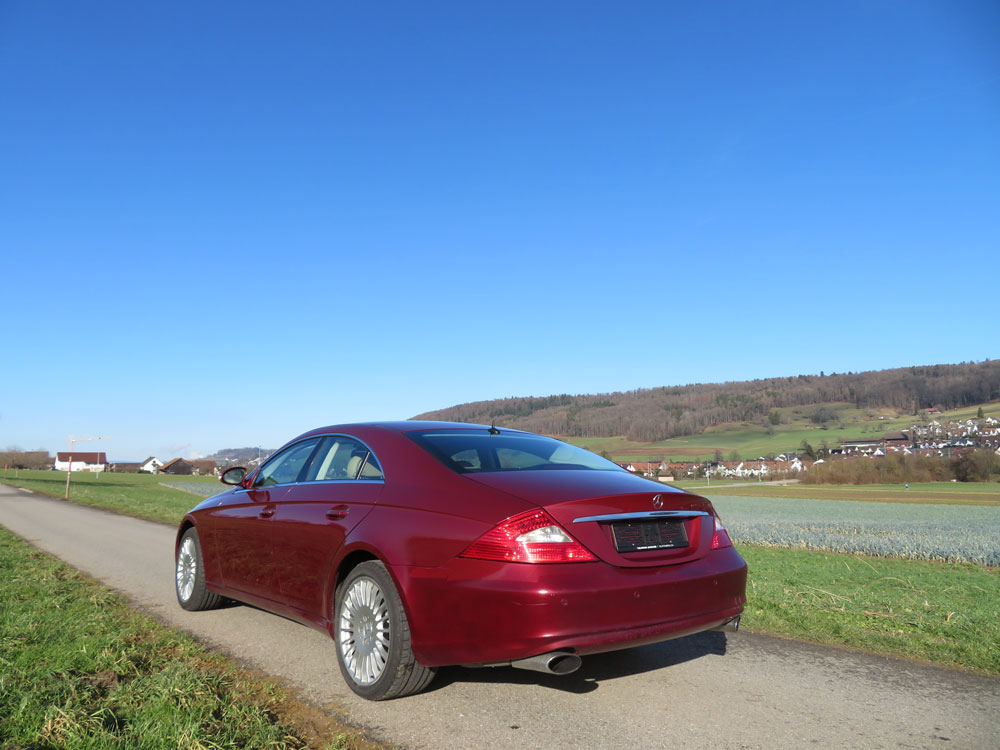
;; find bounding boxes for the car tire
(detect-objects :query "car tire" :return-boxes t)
[334,560,436,700]
[175,528,224,611]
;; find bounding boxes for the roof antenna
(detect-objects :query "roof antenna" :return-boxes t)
[488,420,500,435]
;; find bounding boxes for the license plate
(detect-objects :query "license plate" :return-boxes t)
[611,520,689,553]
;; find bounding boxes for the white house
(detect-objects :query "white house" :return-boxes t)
[54,452,107,472]
[139,457,164,474]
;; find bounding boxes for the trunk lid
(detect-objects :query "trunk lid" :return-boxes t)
[464,470,716,568]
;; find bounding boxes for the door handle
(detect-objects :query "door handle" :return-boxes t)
[258,506,276,519]
[326,504,350,520]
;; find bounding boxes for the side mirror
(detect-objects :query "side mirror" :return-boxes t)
[221,466,248,486]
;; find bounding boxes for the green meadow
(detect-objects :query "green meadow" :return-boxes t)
[740,545,999,675]
[0,527,362,750]
[0,469,218,524]
[565,401,1000,462]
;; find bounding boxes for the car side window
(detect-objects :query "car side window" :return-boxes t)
[307,436,384,482]
[254,439,321,487]
[497,447,546,470]
[450,448,482,472]
[358,451,383,480]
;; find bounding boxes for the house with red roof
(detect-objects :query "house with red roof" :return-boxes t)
[54,452,108,472]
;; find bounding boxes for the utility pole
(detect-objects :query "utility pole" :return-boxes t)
[64,435,110,499]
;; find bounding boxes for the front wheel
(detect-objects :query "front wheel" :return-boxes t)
[334,561,436,700]
[175,528,223,611]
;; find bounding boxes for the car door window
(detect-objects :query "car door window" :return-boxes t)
[307,436,384,481]
[254,439,321,487]
[358,451,383,480]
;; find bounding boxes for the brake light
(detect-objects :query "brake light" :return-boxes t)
[461,510,598,563]
[711,515,733,549]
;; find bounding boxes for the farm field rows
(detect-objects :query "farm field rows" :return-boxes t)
[161,479,223,497]
[700,481,1000,504]
[710,495,1000,566]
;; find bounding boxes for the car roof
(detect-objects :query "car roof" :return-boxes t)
[301,420,528,435]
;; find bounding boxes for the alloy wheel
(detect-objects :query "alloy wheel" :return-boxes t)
[338,576,391,685]
[176,536,196,603]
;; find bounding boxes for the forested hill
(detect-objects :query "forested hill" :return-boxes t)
[413,361,1000,442]
[203,447,275,465]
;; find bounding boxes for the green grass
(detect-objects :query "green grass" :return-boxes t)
[566,400,1000,462]
[0,470,219,524]
[664,478,807,492]
[570,421,901,462]
[739,545,1000,675]
[0,527,357,750]
[701,481,1000,505]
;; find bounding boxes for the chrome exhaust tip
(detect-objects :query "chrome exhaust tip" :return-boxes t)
[510,651,582,675]
[713,615,741,632]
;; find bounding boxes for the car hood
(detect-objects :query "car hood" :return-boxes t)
[463,470,716,568]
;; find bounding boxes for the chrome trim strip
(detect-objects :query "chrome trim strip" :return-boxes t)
[246,432,387,489]
[572,510,710,524]
[237,478,386,492]
[293,479,385,487]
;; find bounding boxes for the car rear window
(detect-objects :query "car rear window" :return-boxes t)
[406,430,622,474]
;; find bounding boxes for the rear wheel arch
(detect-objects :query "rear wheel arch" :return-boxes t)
[328,549,380,627]
[335,549,380,591]
[329,549,420,648]
[332,559,436,699]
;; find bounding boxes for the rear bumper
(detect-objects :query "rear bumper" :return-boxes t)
[391,546,747,667]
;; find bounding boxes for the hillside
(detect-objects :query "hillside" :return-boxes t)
[203,447,276,466]
[414,361,1000,453]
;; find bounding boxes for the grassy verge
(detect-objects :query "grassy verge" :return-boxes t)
[701,481,1000,504]
[0,470,216,524]
[0,527,372,749]
[740,545,1000,675]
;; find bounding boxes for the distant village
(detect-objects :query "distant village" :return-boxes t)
[4,415,999,480]
[50,454,223,476]
[618,415,1000,481]
[0,446,275,475]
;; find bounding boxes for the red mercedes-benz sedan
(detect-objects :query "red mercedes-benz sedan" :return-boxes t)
[175,422,747,699]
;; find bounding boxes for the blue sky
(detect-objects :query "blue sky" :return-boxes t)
[1,1,997,461]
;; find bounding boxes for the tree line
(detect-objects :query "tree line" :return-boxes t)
[801,450,998,484]
[1,451,53,470]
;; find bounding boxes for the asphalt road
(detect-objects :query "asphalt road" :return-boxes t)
[1,484,997,750]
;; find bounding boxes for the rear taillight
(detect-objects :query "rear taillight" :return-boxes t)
[711,515,733,549]
[461,510,598,563]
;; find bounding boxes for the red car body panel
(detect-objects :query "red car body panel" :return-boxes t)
[394,547,747,666]
[177,422,747,669]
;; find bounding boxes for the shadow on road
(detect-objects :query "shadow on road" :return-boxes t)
[430,630,729,695]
